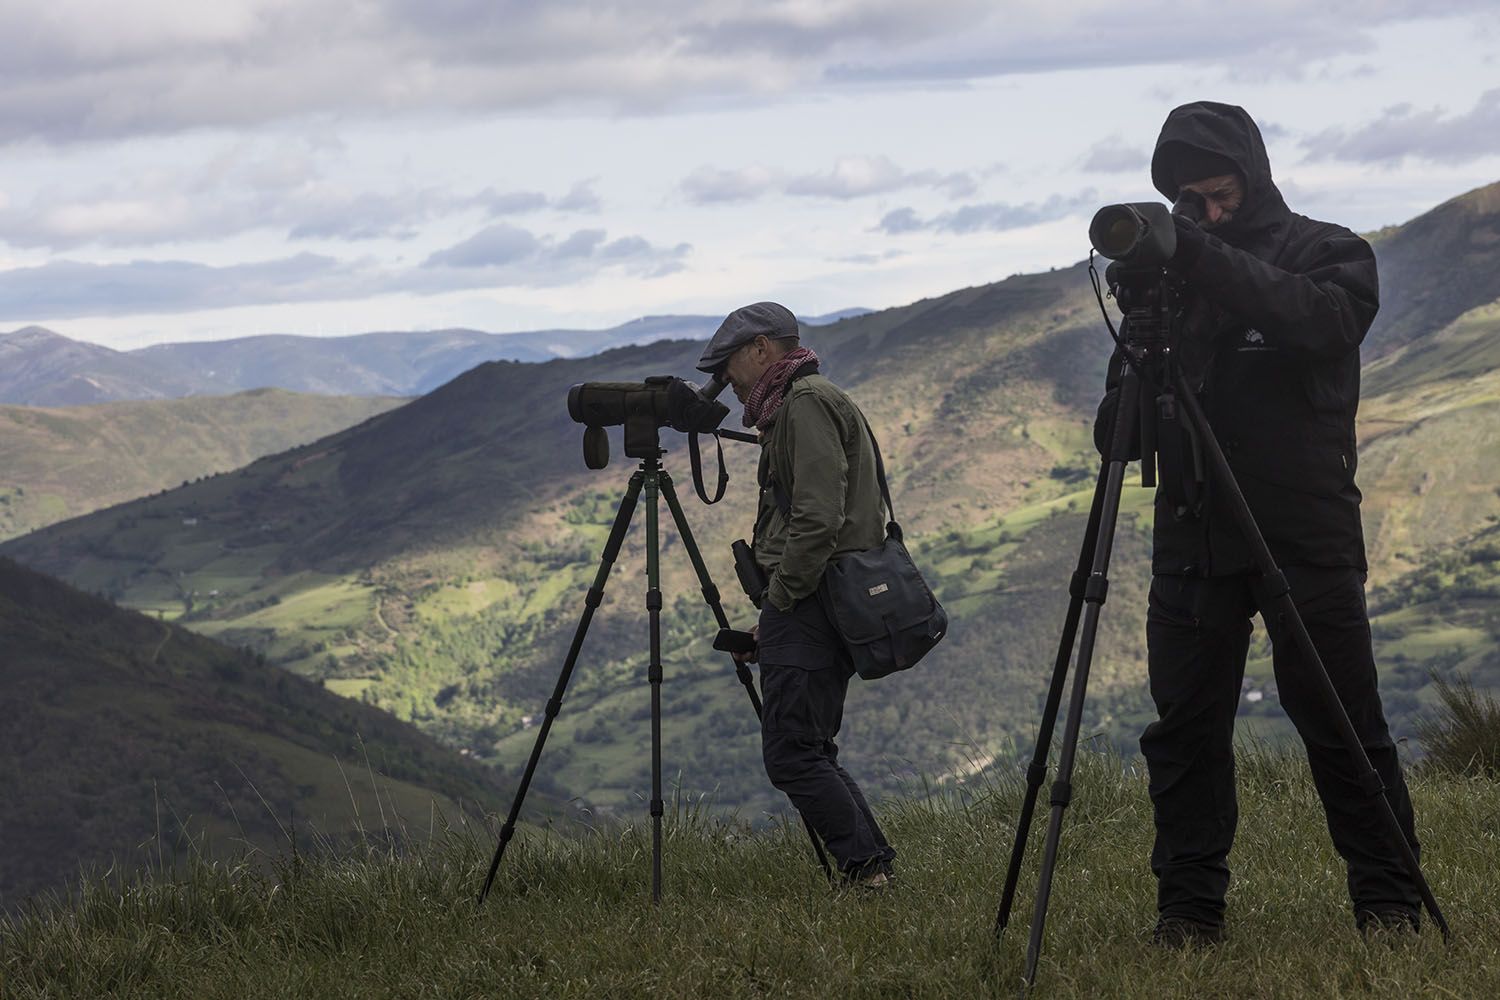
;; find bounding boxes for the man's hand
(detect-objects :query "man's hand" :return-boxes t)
[1171,214,1208,271]
[732,624,759,664]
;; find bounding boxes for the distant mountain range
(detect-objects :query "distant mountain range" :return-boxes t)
[0,309,872,406]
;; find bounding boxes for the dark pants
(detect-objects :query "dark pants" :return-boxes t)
[1142,568,1421,927]
[758,595,896,878]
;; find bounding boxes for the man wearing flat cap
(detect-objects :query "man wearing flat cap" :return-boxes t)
[1093,102,1422,946]
[699,301,897,888]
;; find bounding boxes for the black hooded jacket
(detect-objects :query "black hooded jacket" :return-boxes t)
[1095,102,1379,576]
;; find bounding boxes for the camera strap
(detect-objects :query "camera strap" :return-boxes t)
[689,431,729,504]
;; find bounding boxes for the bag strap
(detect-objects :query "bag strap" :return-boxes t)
[765,360,820,519]
[768,404,902,544]
[859,414,903,543]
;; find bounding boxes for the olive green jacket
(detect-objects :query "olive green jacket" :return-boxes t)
[753,374,886,612]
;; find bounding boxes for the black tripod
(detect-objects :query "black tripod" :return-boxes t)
[992,262,1449,986]
[477,440,831,907]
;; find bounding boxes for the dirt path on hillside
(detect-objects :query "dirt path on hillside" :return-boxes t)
[150,622,172,664]
[373,594,399,637]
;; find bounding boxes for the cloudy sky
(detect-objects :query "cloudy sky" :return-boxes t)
[1,1,1497,349]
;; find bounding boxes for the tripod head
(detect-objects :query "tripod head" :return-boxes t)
[1090,247,1209,514]
[1089,189,1204,367]
[1106,261,1178,347]
[1090,192,1212,500]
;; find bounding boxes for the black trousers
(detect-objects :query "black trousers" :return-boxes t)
[1143,568,1420,926]
[758,595,896,877]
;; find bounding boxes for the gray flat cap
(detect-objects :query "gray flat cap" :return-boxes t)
[697,301,800,374]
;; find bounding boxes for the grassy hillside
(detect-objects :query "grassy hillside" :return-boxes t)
[0,389,403,541]
[3,747,1496,999]
[5,182,1499,823]
[1365,179,1500,357]
[0,557,505,907]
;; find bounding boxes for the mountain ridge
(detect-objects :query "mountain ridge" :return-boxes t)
[1,309,873,406]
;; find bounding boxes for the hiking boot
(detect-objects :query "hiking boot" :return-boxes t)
[841,859,896,895]
[1152,916,1225,949]
[1356,908,1419,939]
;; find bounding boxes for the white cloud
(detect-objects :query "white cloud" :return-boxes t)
[1080,135,1149,174]
[0,224,692,320]
[423,224,542,268]
[877,192,1098,235]
[785,155,914,198]
[785,155,975,199]
[832,248,906,265]
[0,140,600,250]
[553,180,603,213]
[826,1,1495,85]
[679,165,781,205]
[682,155,976,205]
[4,2,1491,144]
[477,190,551,216]
[877,207,925,235]
[1300,88,1500,165]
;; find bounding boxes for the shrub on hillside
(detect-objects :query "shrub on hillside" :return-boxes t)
[1414,671,1500,778]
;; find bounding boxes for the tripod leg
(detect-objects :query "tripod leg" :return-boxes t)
[995,452,1113,936]
[659,473,835,882]
[645,467,665,904]
[1022,367,1144,985]
[1173,378,1450,941]
[658,473,753,695]
[476,471,645,907]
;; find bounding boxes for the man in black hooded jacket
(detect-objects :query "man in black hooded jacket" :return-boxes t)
[1094,102,1423,945]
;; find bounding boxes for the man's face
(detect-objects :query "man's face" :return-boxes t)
[1180,173,1245,229]
[721,335,778,402]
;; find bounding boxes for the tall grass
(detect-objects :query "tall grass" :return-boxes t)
[1414,671,1500,778]
[3,746,1496,999]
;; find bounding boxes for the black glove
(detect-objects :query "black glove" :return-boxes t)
[1171,214,1208,271]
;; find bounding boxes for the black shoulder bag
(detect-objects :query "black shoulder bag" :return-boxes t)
[771,415,948,680]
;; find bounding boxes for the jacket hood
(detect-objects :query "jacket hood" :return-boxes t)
[1151,101,1289,246]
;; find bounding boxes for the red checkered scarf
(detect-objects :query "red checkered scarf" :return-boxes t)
[742,346,819,430]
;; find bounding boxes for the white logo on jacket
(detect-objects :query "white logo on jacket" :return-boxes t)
[1237,328,1274,352]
